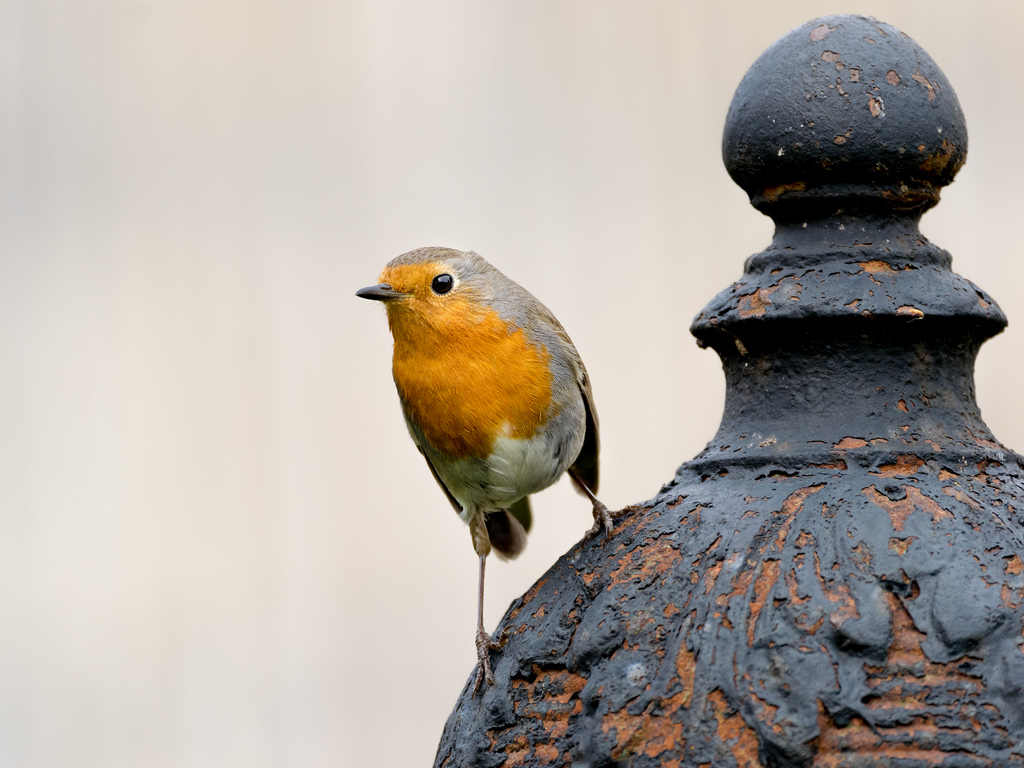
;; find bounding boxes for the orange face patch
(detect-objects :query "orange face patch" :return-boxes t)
[380,264,553,459]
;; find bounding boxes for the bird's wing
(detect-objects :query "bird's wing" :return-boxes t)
[415,445,464,516]
[528,300,601,496]
[570,365,600,495]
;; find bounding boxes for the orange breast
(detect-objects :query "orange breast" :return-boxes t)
[388,298,553,460]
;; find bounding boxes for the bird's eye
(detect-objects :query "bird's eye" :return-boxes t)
[431,273,454,295]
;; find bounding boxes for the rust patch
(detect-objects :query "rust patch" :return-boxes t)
[737,284,780,318]
[703,558,724,596]
[896,399,909,412]
[895,305,925,319]
[855,259,895,272]
[868,95,883,117]
[834,436,868,449]
[919,138,957,175]
[607,535,682,588]
[862,485,954,533]
[675,644,697,708]
[888,536,917,556]
[870,455,925,477]
[508,575,550,622]
[1004,554,1023,576]
[911,69,936,101]
[810,459,848,470]
[508,666,586,747]
[886,69,901,85]
[708,689,760,765]
[810,23,836,41]
[942,486,982,511]
[603,701,686,762]
[761,181,806,203]
[821,50,842,65]
[748,559,781,646]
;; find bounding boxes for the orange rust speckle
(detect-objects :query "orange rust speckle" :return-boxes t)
[942,486,982,511]
[897,399,909,412]
[703,559,724,595]
[868,96,883,117]
[1005,554,1024,576]
[845,299,860,309]
[863,485,954,533]
[795,530,814,548]
[889,536,917,556]
[886,69,901,85]
[508,667,586,745]
[810,459,848,470]
[834,436,868,449]
[849,67,861,82]
[810,23,836,41]
[919,138,957,174]
[895,305,925,319]
[604,697,687,760]
[821,50,842,65]
[737,285,779,318]
[510,575,550,622]
[1003,583,1023,611]
[761,181,806,203]
[784,568,813,608]
[675,644,697,707]
[750,692,784,735]
[708,689,760,765]
[937,469,957,480]
[748,559,780,646]
[607,536,682,588]
[971,432,1003,450]
[534,743,559,763]
[719,568,754,607]
[833,135,847,145]
[870,455,925,477]
[664,602,681,619]
[911,69,936,101]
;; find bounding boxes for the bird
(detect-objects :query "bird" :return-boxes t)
[356,247,619,693]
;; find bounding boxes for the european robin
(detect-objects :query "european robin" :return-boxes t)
[357,247,620,692]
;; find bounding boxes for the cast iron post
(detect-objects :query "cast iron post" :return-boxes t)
[435,15,1024,767]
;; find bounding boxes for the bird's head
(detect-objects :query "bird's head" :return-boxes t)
[356,247,502,340]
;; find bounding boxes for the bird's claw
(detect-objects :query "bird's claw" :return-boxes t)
[472,627,509,695]
[584,503,639,542]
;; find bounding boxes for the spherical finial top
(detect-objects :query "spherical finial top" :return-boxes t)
[723,15,967,216]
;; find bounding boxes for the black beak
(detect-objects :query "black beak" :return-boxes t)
[356,283,407,302]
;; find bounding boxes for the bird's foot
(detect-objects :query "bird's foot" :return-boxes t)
[472,627,509,695]
[585,502,640,541]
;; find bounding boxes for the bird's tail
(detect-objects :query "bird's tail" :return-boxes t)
[486,499,530,560]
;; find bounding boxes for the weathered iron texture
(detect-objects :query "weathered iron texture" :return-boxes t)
[435,15,1024,767]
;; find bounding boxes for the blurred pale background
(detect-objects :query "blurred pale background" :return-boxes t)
[2,1,1021,766]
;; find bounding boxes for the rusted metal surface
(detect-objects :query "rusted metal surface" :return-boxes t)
[435,15,1024,767]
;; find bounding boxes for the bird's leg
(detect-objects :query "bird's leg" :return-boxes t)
[472,553,507,695]
[568,467,626,540]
